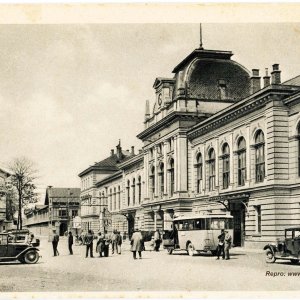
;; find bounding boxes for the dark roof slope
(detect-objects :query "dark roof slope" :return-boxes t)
[47,188,81,198]
[78,150,132,177]
[283,75,300,86]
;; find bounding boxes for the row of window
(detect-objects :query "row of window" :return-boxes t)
[149,158,174,198]
[126,177,142,206]
[149,137,175,160]
[195,130,265,192]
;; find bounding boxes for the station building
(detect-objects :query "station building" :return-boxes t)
[79,45,300,248]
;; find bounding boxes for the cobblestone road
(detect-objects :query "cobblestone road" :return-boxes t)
[1,237,300,293]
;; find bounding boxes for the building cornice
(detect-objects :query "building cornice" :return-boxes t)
[117,153,144,170]
[188,85,299,140]
[137,111,209,141]
[95,170,123,188]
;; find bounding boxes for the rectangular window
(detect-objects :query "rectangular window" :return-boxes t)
[222,156,230,189]
[59,209,67,217]
[238,151,246,186]
[255,205,261,234]
[255,146,265,182]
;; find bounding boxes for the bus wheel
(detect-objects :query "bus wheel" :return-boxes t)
[187,243,195,256]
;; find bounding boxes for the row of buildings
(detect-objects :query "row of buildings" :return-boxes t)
[78,43,300,249]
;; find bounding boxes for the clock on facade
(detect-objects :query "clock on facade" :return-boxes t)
[158,93,162,106]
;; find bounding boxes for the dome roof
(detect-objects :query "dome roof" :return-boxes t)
[174,48,251,102]
[187,58,251,101]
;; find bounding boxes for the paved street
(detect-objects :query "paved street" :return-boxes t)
[1,237,300,292]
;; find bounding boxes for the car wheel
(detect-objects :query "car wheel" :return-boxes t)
[291,259,299,264]
[265,249,276,263]
[187,243,195,256]
[24,250,39,264]
[167,248,173,255]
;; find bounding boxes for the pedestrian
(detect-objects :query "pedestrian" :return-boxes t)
[216,229,225,260]
[224,230,232,260]
[84,230,94,258]
[116,231,122,254]
[130,229,143,259]
[52,229,59,256]
[96,232,104,257]
[154,229,161,252]
[68,231,73,255]
[103,230,111,257]
[111,230,117,255]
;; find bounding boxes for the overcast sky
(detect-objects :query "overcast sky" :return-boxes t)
[0,23,299,200]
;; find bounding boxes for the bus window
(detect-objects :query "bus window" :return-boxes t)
[219,220,225,229]
[195,219,205,230]
[210,219,220,229]
[178,221,183,230]
[188,221,194,230]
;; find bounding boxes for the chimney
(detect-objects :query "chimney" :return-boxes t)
[263,68,271,87]
[116,140,123,160]
[131,146,135,155]
[271,64,281,84]
[145,100,150,121]
[250,69,261,94]
[111,149,114,156]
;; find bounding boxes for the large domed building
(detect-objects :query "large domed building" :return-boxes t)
[79,44,300,249]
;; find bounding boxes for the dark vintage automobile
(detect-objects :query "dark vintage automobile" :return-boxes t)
[0,229,40,264]
[264,227,300,264]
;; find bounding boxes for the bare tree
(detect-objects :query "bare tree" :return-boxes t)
[8,157,39,229]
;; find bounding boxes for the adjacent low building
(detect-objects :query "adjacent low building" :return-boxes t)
[24,187,81,236]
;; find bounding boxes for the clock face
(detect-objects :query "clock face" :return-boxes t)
[158,93,162,106]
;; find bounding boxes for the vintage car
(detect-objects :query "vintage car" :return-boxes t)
[264,227,300,264]
[0,229,40,264]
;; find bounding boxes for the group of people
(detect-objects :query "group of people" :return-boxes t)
[216,229,232,260]
[51,229,123,258]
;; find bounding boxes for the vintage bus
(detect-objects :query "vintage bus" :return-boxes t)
[163,213,234,256]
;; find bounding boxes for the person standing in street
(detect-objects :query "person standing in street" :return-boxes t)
[52,229,59,256]
[224,230,232,260]
[131,229,143,259]
[110,230,117,255]
[103,230,111,257]
[68,231,73,255]
[96,232,104,257]
[154,229,161,252]
[84,230,94,258]
[216,229,225,260]
[116,231,122,254]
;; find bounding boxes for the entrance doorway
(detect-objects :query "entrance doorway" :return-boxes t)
[229,201,246,247]
[127,214,135,239]
[59,222,67,236]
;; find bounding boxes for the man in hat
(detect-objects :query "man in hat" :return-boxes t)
[224,230,232,260]
[52,229,60,256]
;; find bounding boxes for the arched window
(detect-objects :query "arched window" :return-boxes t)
[208,148,216,191]
[195,153,203,193]
[158,162,164,197]
[222,144,230,189]
[132,178,136,205]
[255,130,265,182]
[113,187,116,211]
[237,137,246,186]
[127,180,130,206]
[168,158,174,196]
[109,189,112,211]
[137,176,141,204]
[149,166,155,199]
[118,186,121,210]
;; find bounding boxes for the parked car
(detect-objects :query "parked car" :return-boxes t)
[264,227,300,264]
[0,230,40,264]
